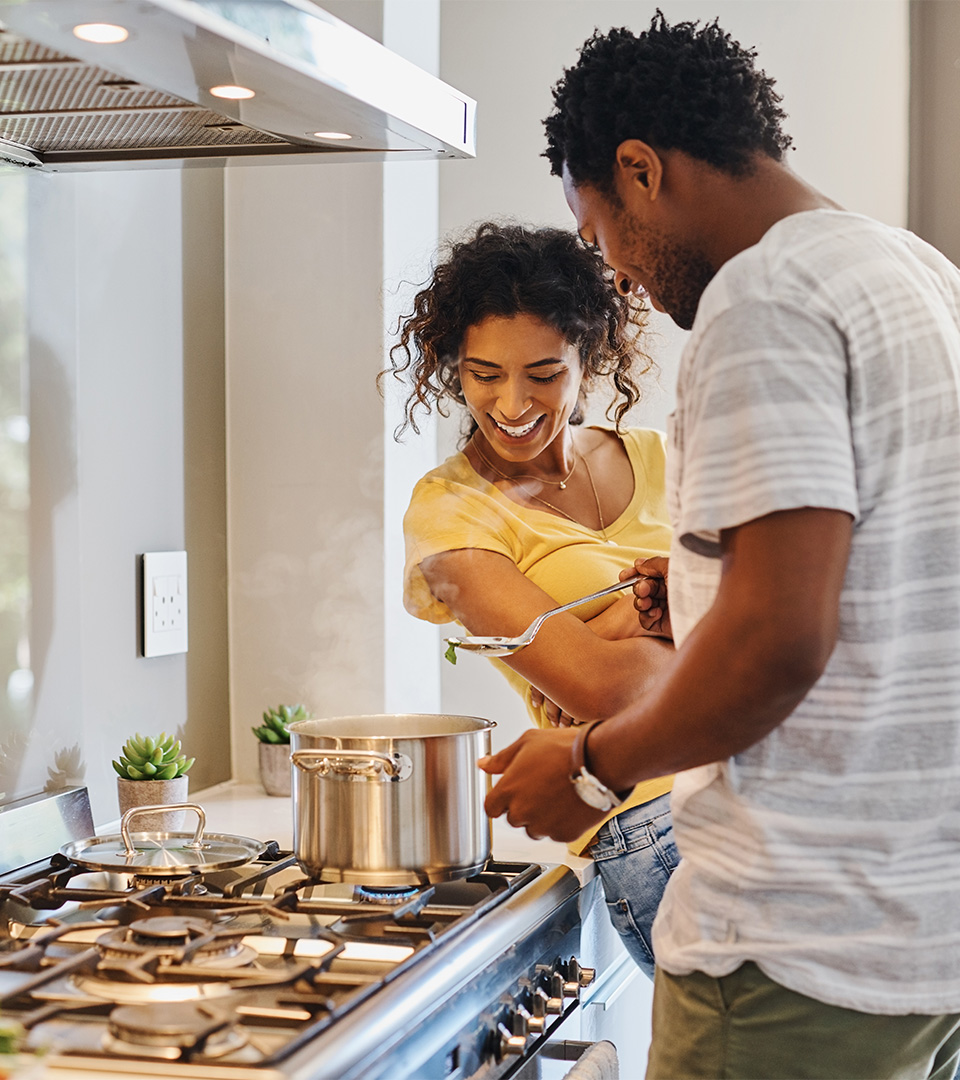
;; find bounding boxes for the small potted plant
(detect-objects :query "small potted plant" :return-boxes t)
[0,1011,44,1079]
[112,732,194,831]
[0,1014,24,1074]
[253,705,309,796]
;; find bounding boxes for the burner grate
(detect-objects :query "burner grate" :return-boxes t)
[0,850,545,1071]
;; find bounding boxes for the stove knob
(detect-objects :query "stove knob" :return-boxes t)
[532,986,562,1018]
[498,1019,527,1056]
[517,1003,544,1035]
[553,970,579,999]
[565,957,596,987]
[565,963,596,989]
[557,958,584,996]
[513,1009,530,1040]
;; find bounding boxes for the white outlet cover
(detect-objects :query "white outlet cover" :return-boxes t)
[142,551,188,657]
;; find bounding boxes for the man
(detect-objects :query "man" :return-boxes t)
[479,13,960,1079]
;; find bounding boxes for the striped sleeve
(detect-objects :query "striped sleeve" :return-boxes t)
[677,300,859,557]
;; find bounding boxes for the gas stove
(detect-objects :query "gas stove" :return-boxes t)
[0,790,592,1079]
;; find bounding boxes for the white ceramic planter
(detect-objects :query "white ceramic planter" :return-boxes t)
[258,742,292,797]
[116,775,189,831]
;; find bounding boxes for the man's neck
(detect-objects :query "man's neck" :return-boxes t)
[672,152,842,271]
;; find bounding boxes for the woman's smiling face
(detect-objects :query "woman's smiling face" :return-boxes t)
[458,313,584,461]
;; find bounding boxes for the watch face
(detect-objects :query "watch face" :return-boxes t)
[573,773,613,811]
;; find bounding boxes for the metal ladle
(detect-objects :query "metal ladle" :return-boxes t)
[445,574,642,658]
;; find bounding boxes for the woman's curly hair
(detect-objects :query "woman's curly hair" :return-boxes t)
[544,12,793,190]
[383,221,651,440]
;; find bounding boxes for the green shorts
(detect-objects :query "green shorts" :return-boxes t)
[646,962,960,1080]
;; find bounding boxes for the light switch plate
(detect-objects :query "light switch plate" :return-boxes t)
[142,551,188,657]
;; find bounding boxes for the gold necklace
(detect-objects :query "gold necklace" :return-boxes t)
[472,439,609,540]
[471,439,578,489]
[581,452,608,540]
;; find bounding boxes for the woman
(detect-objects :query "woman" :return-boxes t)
[385,222,676,977]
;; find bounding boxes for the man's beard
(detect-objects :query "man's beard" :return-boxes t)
[618,210,715,331]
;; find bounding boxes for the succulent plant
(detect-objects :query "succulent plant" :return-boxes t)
[112,733,194,780]
[0,1013,23,1055]
[252,704,310,744]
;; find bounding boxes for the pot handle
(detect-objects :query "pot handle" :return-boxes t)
[291,749,413,782]
[119,803,206,856]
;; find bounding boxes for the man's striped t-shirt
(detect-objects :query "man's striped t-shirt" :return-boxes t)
[655,210,960,1015]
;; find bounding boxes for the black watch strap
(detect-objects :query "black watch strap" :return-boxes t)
[569,720,632,801]
[569,720,603,781]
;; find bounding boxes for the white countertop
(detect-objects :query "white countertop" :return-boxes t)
[190,780,596,884]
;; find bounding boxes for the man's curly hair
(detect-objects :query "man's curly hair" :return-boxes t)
[544,12,793,189]
[383,222,651,440]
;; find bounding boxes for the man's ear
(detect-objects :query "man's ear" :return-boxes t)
[614,140,663,201]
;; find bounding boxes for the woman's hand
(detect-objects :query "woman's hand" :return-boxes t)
[584,593,650,640]
[529,686,580,727]
[625,557,672,639]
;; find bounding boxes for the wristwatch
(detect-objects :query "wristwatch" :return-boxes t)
[569,720,624,812]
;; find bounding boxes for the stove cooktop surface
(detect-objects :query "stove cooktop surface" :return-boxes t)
[0,847,544,1074]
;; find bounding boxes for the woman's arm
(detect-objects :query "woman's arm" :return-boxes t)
[420,547,674,723]
[585,593,651,640]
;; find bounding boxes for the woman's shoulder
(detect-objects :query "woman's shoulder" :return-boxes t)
[624,425,667,457]
[404,450,511,540]
[587,423,667,457]
[409,450,486,502]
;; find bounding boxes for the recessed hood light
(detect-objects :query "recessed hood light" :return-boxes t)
[210,85,256,101]
[72,22,129,44]
[312,131,351,141]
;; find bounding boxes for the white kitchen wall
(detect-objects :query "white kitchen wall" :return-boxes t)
[224,159,386,783]
[223,0,447,784]
[909,0,960,266]
[435,0,910,751]
[15,168,228,825]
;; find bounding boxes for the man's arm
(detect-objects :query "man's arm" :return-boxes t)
[482,507,854,840]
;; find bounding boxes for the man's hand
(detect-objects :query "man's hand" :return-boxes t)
[625,557,671,639]
[480,728,607,841]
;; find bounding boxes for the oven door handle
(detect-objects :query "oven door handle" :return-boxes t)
[580,953,641,1011]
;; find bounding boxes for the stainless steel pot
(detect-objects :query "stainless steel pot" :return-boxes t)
[289,713,495,886]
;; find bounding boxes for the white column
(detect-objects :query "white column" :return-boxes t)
[382,0,442,713]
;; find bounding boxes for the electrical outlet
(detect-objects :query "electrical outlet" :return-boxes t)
[142,551,188,657]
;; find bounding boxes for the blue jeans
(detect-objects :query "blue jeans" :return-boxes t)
[590,791,679,980]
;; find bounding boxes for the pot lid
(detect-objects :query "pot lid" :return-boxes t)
[60,803,266,876]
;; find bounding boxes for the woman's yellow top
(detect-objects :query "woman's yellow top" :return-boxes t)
[402,426,673,854]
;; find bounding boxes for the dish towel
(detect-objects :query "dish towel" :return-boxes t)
[562,1040,619,1080]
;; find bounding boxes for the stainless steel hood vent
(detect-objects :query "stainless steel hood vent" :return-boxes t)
[0,0,476,170]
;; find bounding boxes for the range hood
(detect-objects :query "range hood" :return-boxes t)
[0,0,476,170]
